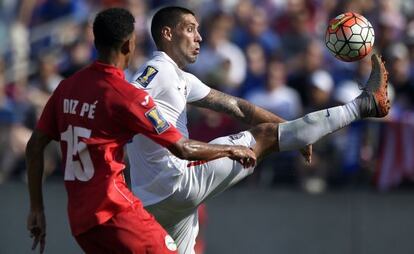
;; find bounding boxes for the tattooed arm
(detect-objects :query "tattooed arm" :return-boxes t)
[191,89,312,163]
[190,89,286,126]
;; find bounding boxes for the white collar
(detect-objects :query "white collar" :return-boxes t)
[153,51,179,68]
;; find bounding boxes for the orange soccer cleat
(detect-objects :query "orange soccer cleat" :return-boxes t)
[357,54,391,118]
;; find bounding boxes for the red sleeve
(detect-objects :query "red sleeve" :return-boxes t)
[121,90,182,147]
[36,88,60,141]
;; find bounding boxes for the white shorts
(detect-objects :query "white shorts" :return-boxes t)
[145,131,256,254]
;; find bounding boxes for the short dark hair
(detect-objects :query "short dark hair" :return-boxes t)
[93,8,135,50]
[151,6,195,47]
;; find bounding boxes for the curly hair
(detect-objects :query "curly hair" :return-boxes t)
[93,8,135,50]
[151,6,194,48]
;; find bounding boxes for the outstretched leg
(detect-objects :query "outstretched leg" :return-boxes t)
[250,54,390,159]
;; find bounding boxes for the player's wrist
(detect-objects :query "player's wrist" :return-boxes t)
[30,204,44,212]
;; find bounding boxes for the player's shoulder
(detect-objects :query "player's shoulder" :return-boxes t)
[115,77,148,100]
[57,64,95,91]
[182,70,201,81]
[132,57,177,88]
[182,70,208,90]
[76,67,145,106]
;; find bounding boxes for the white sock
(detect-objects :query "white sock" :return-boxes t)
[278,100,361,151]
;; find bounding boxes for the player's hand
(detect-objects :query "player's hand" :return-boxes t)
[229,146,257,168]
[300,144,312,164]
[27,209,46,253]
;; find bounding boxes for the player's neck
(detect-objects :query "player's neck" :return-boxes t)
[159,47,186,69]
[97,51,127,70]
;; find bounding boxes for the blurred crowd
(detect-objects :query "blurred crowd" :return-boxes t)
[0,0,413,192]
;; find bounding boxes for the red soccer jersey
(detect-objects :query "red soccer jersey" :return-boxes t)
[36,61,182,236]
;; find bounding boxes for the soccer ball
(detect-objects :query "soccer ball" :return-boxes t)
[325,12,375,62]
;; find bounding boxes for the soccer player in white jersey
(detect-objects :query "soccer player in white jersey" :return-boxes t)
[127,6,390,254]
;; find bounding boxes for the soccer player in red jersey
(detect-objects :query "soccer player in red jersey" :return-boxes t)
[25,8,256,254]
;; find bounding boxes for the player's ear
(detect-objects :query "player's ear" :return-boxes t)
[120,40,130,55]
[121,33,135,55]
[161,26,173,42]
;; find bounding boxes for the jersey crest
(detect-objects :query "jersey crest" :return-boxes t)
[136,66,158,87]
[145,106,170,134]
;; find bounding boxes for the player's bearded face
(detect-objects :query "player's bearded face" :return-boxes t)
[173,14,202,65]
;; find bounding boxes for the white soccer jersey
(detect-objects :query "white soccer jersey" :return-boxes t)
[127,51,211,206]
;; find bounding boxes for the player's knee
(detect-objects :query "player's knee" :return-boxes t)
[250,123,278,139]
[249,123,279,151]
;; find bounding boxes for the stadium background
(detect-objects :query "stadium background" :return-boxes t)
[0,0,413,253]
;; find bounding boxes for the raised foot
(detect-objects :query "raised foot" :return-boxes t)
[358,54,390,118]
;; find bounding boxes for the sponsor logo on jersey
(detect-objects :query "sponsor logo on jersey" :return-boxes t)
[136,66,158,87]
[141,95,150,106]
[145,106,170,134]
[325,109,330,117]
[164,235,177,251]
[177,81,188,97]
[229,132,245,140]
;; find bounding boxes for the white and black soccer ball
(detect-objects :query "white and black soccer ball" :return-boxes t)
[325,12,375,62]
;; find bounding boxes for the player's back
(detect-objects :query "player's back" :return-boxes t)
[48,61,147,235]
[59,62,137,139]
[37,60,181,235]
[56,62,140,177]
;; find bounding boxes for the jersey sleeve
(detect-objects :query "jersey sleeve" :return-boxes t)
[121,90,182,147]
[36,87,60,140]
[185,72,211,102]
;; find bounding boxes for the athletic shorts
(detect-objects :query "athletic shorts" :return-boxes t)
[75,202,177,254]
[146,131,256,254]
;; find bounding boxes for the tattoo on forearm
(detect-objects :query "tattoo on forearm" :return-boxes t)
[237,99,255,124]
[191,89,256,124]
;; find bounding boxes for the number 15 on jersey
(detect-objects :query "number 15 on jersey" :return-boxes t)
[61,125,95,181]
